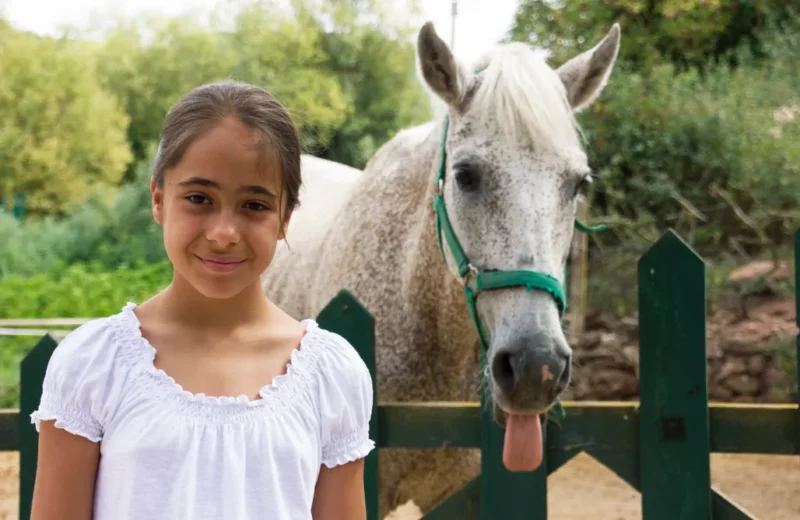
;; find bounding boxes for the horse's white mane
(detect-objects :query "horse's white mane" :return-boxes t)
[422,42,580,157]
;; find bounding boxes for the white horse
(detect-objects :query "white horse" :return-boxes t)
[287,154,363,241]
[264,21,621,517]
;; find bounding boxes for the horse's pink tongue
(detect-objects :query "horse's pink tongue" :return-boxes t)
[502,414,543,472]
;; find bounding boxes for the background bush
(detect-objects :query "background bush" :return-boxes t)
[0,261,173,407]
[581,38,800,256]
[0,155,164,278]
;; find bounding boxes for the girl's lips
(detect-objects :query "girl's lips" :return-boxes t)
[196,255,246,272]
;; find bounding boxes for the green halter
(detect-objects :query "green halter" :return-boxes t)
[432,67,607,422]
[433,114,605,352]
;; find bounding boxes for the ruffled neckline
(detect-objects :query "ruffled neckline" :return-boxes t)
[117,302,319,409]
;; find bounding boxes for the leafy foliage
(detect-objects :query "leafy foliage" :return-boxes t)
[0,155,165,278]
[90,3,350,177]
[88,0,429,178]
[0,261,171,319]
[307,0,432,165]
[583,55,800,253]
[0,22,133,215]
[90,15,242,175]
[507,0,795,71]
[2,0,431,213]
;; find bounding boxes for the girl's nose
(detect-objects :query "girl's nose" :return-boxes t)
[205,212,240,246]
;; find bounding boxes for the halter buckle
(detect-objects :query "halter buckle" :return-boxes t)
[460,263,479,287]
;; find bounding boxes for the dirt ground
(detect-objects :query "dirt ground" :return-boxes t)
[386,452,799,519]
[0,452,795,519]
[545,452,799,520]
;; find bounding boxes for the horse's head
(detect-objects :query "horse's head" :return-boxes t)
[416,22,620,455]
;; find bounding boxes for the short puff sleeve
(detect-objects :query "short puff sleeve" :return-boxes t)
[30,318,124,442]
[315,331,375,468]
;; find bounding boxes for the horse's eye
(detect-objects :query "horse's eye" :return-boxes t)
[454,164,480,192]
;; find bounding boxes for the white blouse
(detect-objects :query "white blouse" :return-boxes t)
[31,303,375,520]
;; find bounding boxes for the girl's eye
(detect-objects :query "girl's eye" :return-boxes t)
[244,201,270,212]
[185,194,210,205]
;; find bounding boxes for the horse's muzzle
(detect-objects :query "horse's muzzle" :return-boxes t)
[489,331,571,412]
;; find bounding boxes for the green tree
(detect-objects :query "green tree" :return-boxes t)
[90,1,354,173]
[227,1,352,154]
[273,0,432,166]
[91,16,241,180]
[309,0,432,166]
[89,0,430,170]
[0,24,132,215]
[507,0,794,72]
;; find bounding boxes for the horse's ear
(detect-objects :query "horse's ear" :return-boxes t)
[556,24,621,112]
[417,21,467,107]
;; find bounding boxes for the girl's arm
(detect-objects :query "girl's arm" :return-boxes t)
[311,459,367,520]
[30,421,100,520]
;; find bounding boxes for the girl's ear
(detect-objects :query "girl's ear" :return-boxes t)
[151,176,164,225]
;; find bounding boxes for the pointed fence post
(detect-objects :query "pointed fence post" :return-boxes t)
[638,230,711,520]
[19,334,59,520]
[316,291,378,520]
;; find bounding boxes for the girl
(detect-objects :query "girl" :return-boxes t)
[29,81,375,519]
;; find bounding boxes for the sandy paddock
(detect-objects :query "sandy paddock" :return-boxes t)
[386,452,798,519]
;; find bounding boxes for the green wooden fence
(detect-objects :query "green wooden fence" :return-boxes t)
[9,229,800,519]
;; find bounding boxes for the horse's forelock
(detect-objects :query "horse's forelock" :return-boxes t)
[468,43,584,154]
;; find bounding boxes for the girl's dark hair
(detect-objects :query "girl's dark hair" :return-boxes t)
[153,81,302,217]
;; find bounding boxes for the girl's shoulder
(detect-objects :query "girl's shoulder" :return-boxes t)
[299,321,375,467]
[47,310,123,365]
[301,321,368,369]
[30,304,141,442]
[299,320,373,394]
[45,303,145,371]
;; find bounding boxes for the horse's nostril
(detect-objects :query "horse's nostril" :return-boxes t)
[555,355,571,393]
[491,351,517,395]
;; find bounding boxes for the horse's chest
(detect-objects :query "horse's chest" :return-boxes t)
[373,316,479,402]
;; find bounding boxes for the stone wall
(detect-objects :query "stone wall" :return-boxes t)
[565,305,797,404]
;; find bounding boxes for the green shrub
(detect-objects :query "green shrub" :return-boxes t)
[0,261,173,407]
[580,54,800,254]
[0,156,166,279]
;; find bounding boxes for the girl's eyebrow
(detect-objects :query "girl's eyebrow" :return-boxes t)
[176,177,278,198]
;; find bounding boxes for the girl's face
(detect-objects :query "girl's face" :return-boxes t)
[151,116,291,300]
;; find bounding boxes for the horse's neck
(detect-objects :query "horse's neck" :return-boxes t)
[400,123,484,400]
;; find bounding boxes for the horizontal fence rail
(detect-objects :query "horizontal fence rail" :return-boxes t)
[1,402,797,453]
[0,318,93,327]
[0,328,72,338]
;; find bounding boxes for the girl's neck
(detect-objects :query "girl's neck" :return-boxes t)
[149,274,274,332]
